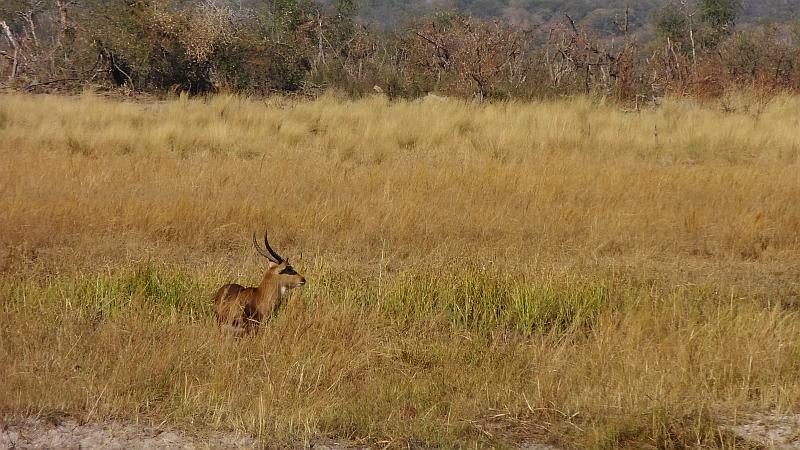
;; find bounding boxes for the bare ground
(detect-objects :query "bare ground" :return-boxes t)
[3,415,800,449]
[0,416,258,450]
[727,413,800,449]
[0,416,567,449]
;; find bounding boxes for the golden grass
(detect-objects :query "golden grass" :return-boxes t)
[1,92,800,448]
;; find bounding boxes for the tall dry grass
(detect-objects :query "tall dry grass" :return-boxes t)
[1,92,799,448]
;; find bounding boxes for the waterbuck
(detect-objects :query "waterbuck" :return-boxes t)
[213,228,306,335]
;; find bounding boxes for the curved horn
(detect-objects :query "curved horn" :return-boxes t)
[262,228,285,263]
[253,231,278,263]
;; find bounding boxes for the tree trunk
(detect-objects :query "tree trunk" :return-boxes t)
[22,12,38,49]
[317,12,325,67]
[680,0,697,70]
[0,20,18,81]
[55,0,74,63]
[56,0,70,37]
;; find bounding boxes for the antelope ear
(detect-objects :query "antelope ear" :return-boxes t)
[267,260,280,269]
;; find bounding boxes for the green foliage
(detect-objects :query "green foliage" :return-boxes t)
[653,2,689,43]
[328,0,358,43]
[79,1,213,93]
[701,0,742,31]
[267,0,316,36]
[0,264,209,322]
[371,270,612,336]
[1,264,612,336]
[0,0,32,20]
[699,0,742,47]
[213,37,311,94]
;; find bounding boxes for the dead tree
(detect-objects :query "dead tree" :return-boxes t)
[548,13,639,99]
[0,20,19,81]
[411,14,527,102]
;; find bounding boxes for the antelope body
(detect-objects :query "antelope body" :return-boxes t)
[213,229,306,335]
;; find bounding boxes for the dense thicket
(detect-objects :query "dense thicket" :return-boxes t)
[1,0,798,101]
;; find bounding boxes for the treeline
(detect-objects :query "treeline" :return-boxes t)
[357,0,799,34]
[1,0,799,102]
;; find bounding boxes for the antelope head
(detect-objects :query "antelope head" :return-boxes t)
[252,228,307,295]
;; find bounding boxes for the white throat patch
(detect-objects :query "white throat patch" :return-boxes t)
[280,286,288,297]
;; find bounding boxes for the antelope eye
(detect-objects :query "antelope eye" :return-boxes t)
[280,266,297,275]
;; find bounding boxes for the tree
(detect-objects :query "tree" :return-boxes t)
[699,0,741,47]
[77,0,236,93]
[653,2,689,44]
[409,13,528,101]
[701,0,741,32]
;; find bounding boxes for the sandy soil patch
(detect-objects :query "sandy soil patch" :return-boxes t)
[0,416,566,449]
[728,413,800,449]
[1,416,257,450]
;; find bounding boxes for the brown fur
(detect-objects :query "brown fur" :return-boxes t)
[213,259,306,335]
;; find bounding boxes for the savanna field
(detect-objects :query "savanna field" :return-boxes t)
[1,92,799,448]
